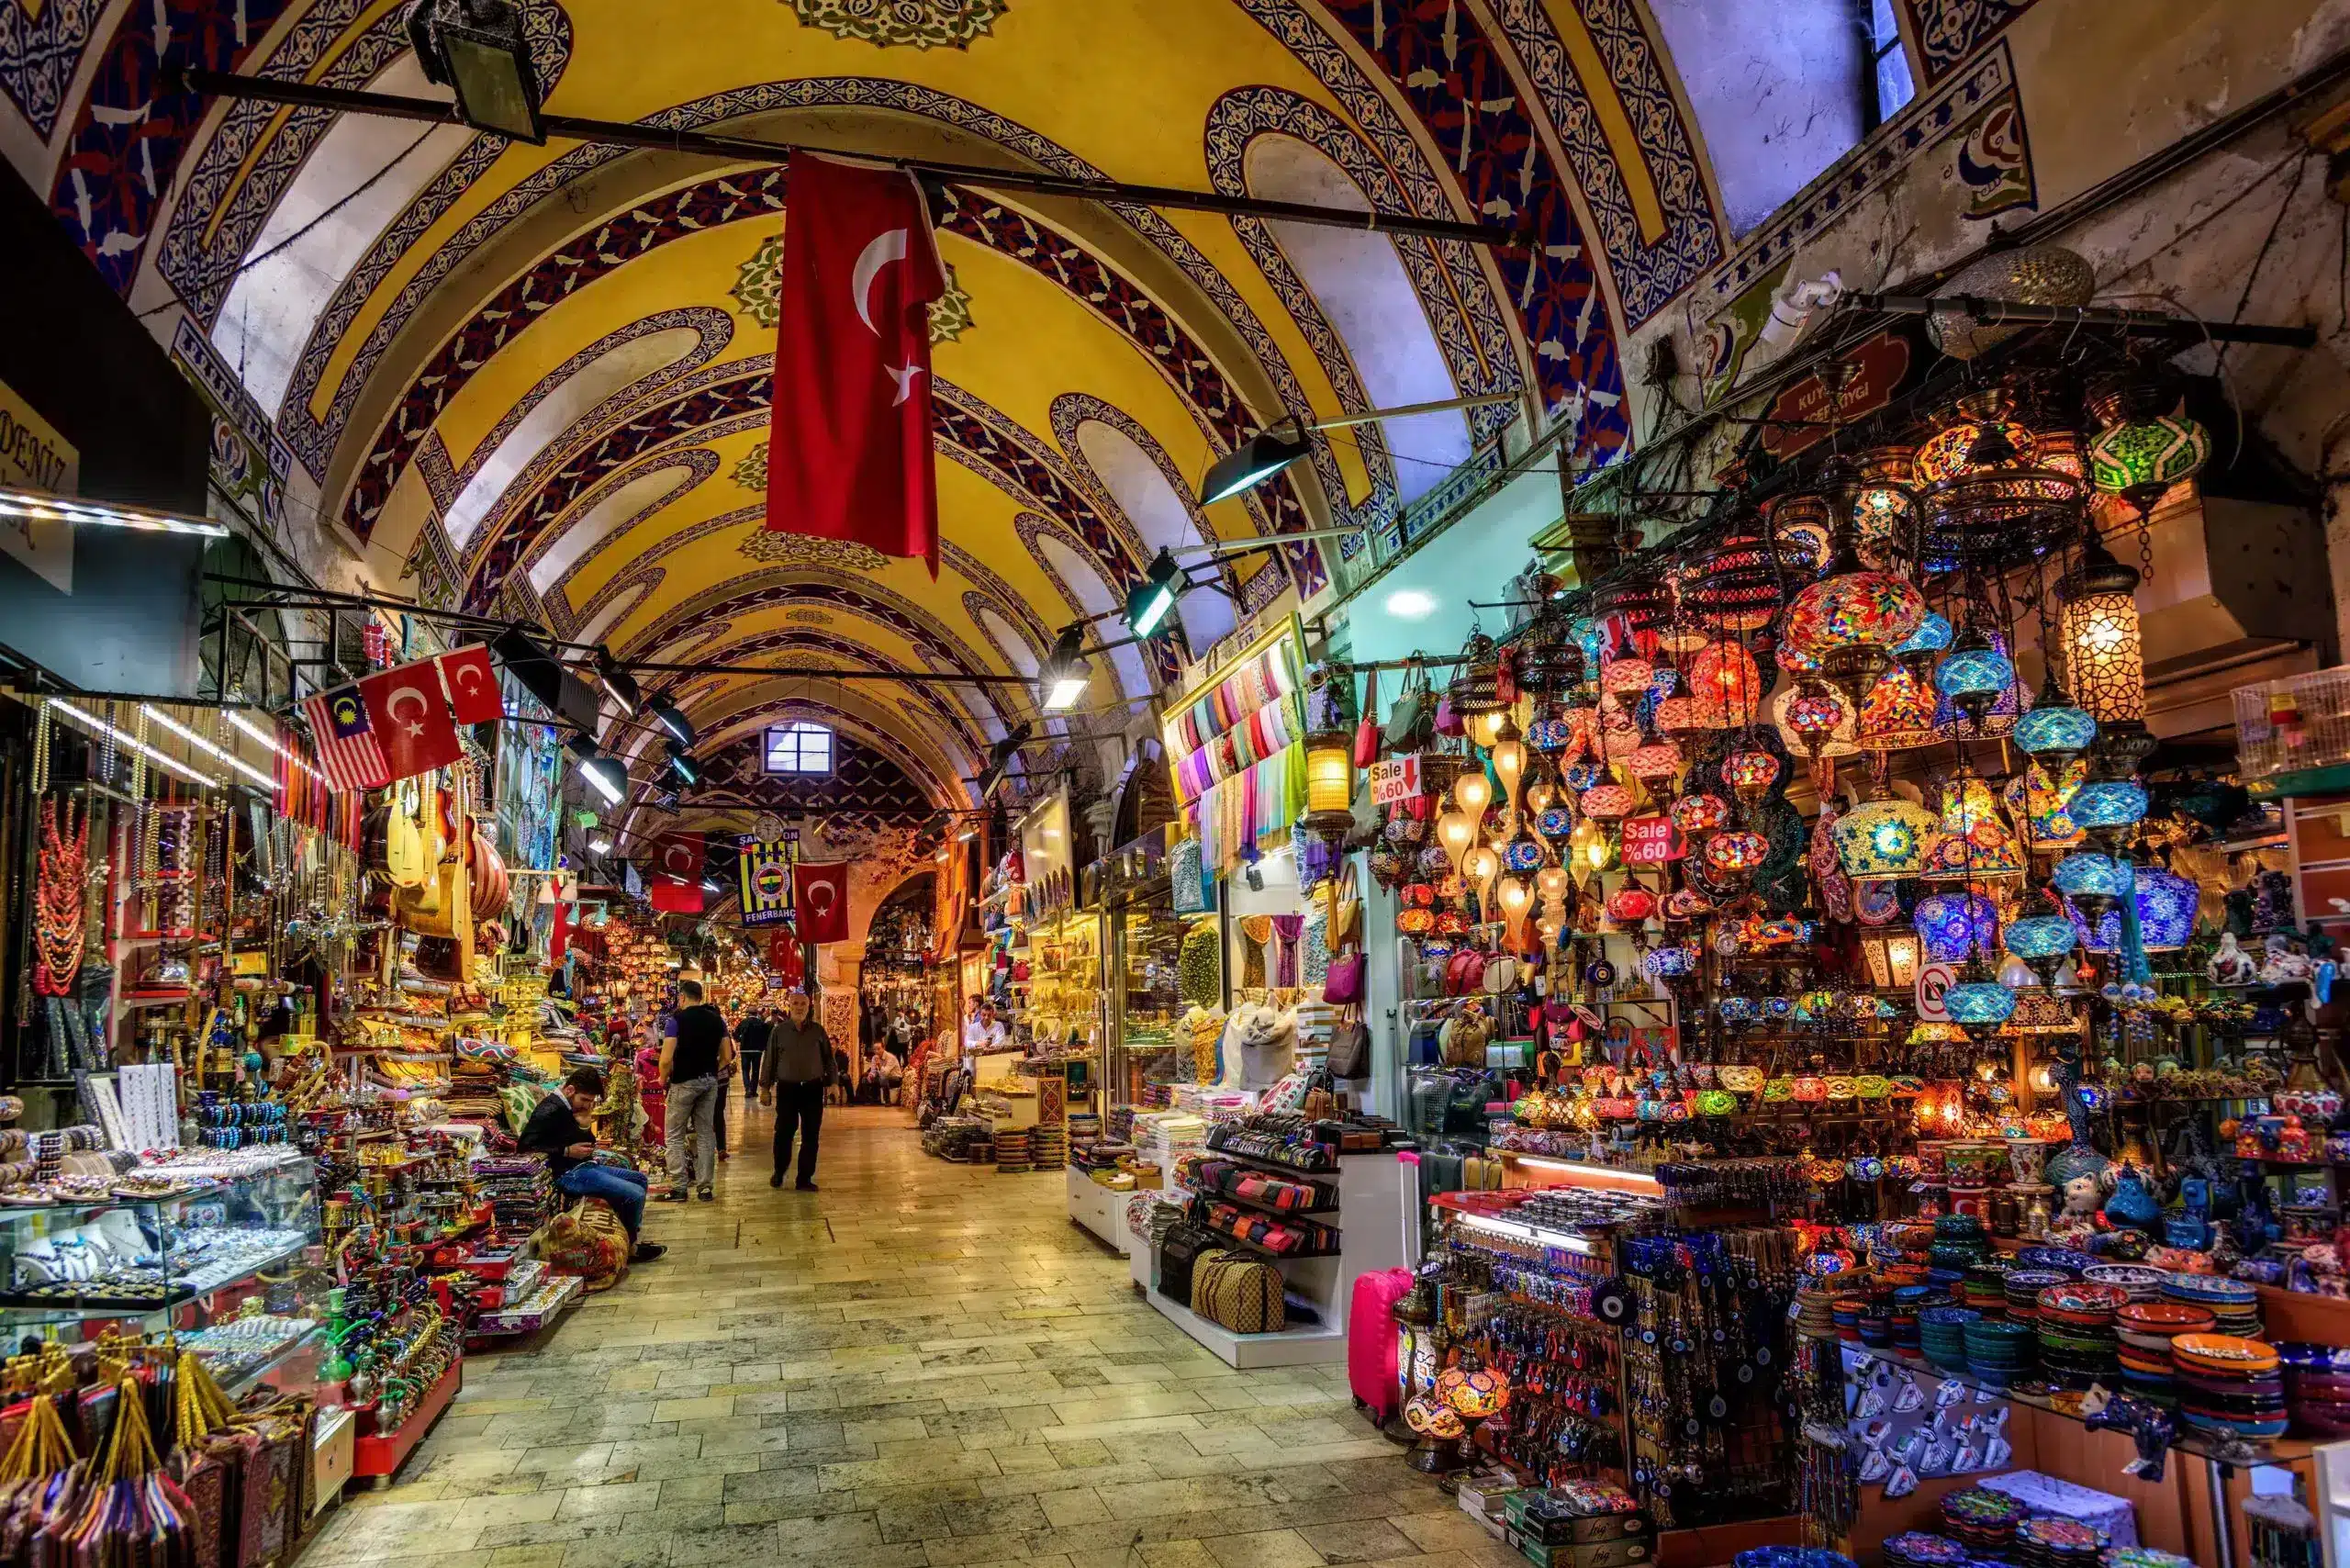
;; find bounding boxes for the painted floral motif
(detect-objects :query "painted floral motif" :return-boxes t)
[787,0,1006,49]
[733,442,770,492]
[739,531,889,571]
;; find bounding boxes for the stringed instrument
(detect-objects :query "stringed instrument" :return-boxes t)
[384,781,428,890]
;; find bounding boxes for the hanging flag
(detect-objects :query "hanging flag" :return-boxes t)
[647,831,706,914]
[767,927,804,989]
[358,658,464,782]
[763,153,946,575]
[793,859,850,944]
[737,834,799,926]
[300,684,390,793]
[438,644,503,725]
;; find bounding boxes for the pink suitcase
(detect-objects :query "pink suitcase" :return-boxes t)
[1346,1266,1413,1426]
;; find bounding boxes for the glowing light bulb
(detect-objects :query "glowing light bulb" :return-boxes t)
[1438,811,1476,877]
[1491,736,1527,812]
[1537,866,1570,904]
[1453,770,1492,819]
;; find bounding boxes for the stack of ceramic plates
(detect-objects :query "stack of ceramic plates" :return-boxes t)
[2278,1342,2350,1436]
[1941,1485,2028,1558]
[1891,1284,1934,1351]
[2014,1516,2105,1567]
[1832,1297,1865,1340]
[2016,1245,2097,1276]
[1731,1551,1860,1568]
[1920,1305,1981,1372]
[991,1127,1031,1172]
[1963,1260,2012,1316]
[1882,1533,1970,1568]
[2160,1273,2262,1337]
[2005,1269,2073,1323]
[2114,1302,2213,1406]
[2172,1333,2286,1439]
[1029,1125,1068,1168]
[2037,1282,2130,1389]
[2082,1264,2168,1303]
[1964,1318,2037,1389]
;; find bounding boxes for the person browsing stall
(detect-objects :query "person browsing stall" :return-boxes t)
[657,980,733,1203]
[519,1067,665,1262]
[759,988,834,1191]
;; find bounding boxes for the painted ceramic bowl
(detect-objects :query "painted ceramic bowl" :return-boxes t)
[2172,1334,2280,1375]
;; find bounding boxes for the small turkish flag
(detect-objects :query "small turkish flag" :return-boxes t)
[764,153,946,575]
[793,860,850,945]
[358,658,463,782]
[767,927,802,987]
[647,832,705,913]
[438,644,502,725]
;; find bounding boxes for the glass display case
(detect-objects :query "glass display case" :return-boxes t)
[0,1154,324,1397]
[1107,880,1185,1110]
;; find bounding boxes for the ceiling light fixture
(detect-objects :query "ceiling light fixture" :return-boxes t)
[47,700,220,790]
[407,0,544,142]
[1040,625,1090,713]
[0,486,229,539]
[594,645,640,714]
[139,705,278,790]
[222,709,322,779]
[565,734,627,805]
[1125,549,1185,638]
[588,835,613,855]
[665,743,699,788]
[647,696,693,746]
[1195,392,1522,504]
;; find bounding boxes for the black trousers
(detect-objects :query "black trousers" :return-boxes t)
[772,1080,825,1182]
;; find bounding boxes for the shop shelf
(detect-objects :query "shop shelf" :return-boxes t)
[1143,1288,1345,1368]
[209,1324,324,1400]
[1183,1182,1338,1219]
[352,1359,463,1482]
[1192,1228,1341,1261]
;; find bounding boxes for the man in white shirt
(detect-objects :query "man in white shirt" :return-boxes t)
[961,998,1006,1055]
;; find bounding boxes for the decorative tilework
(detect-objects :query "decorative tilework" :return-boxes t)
[1945,82,2034,218]
[564,505,760,631]
[1483,0,1724,323]
[0,0,105,139]
[1689,42,2020,313]
[1905,0,2039,83]
[519,447,719,585]
[648,627,988,756]
[1046,393,1240,603]
[786,0,1007,50]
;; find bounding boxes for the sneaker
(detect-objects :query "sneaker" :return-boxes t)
[699,1186,715,1201]
[795,1180,819,1192]
[769,1171,784,1188]
[655,1191,689,1204]
[632,1243,667,1262]
[718,1150,731,1161]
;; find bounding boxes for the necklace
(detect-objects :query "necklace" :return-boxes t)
[33,797,87,998]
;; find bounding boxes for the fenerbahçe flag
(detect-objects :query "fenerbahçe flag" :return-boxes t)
[737,834,799,927]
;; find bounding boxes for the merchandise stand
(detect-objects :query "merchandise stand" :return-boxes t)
[351,1358,463,1484]
[1147,1147,1411,1369]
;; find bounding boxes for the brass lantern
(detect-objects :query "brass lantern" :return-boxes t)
[1303,731,1355,834]
[2059,532,2144,727]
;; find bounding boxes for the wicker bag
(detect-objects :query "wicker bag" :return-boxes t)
[1192,1250,1287,1333]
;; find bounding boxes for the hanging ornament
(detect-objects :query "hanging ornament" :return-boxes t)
[1724,745,1782,807]
[2086,372,2211,521]
[1931,629,2018,730]
[2014,673,2098,769]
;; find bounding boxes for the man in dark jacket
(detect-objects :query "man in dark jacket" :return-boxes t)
[735,1008,771,1092]
[758,988,834,1191]
[519,1067,665,1261]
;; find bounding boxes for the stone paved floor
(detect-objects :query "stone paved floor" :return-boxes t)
[307,1101,1503,1568]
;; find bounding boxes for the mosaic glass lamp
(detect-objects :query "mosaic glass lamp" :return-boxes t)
[1914,402,2037,487]
[2004,913,2079,987]
[1654,696,1726,742]
[1850,445,1918,562]
[1738,913,1815,948]
[2067,863,2201,953]
[2004,764,2086,852]
[1689,640,1764,715]
[2089,408,2211,519]
[1601,657,1655,698]
[1893,610,1955,676]
[1779,643,1824,676]
[1860,666,1940,751]
[1859,928,1923,989]
[1831,796,1938,878]
[2053,852,2133,924]
[2059,534,2144,725]
[1915,891,1999,964]
[1777,684,1857,762]
[2001,989,2083,1036]
[1669,791,1730,838]
[1771,496,1833,574]
[1644,944,1698,981]
[1921,773,2023,879]
[2015,692,2098,770]
[1932,634,2017,727]
[1628,741,1684,790]
[1705,830,1771,877]
[2068,779,2148,852]
[1725,746,1782,804]
[1579,783,1636,823]
[1944,975,2020,1028]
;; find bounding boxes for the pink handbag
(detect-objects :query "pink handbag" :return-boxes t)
[1323,950,1365,1005]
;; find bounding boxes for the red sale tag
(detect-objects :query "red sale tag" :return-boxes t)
[1618,814,1684,864]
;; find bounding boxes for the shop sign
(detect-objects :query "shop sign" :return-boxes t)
[737,833,800,926]
[1619,814,1684,864]
[1370,754,1421,805]
[0,376,76,592]
[1756,330,1912,461]
[1915,961,1957,1023]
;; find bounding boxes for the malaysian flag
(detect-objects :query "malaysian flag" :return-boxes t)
[301,683,389,793]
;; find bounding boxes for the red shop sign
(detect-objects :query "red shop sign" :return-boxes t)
[1619,814,1684,864]
[1757,330,1913,461]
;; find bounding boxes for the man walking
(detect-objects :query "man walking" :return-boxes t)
[657,979,732,1203]
[760,988,834,1191]
[736,1007,771,1092]
[520,1067,665,1261]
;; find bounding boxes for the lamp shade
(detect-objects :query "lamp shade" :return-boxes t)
[1944,979,2020,1026]
[1861,666,1940,750]
[1777,685,1858,758]
[1916,413,2035,486]
[2060,555,2144,724]
[1725,746,1782,800]
[1601,657,1655,697]
[1932,644,2016,707]
[1894,611,1955,662]
[1785,569,1928,654]
[2065,863,2200,952]
[1304,733,1353,826]
[2004,914,2078,965]
[2015,702,2097,761]
[1921,773,2023,879]
[1628,741,1684,786]
[1689,641,1764,712]
[2088,412,2210,507]
[1435,1359,1512,1420]
[1915,891,1999,963]
[1403,1393,1463,1439]
[1579,784,1636,821]
[2068,779,2148,832]
[1669,792,1730,837]
[1860,929,1923,989]
[1645,944,1698,980]
[1706,830,1770,874]
[2004,764,2086,851]
[1606,886,1657,924]
[1654,696,1726,739]
[2052,852,2132,902]
[1832,797,1938,878]
[1453,769,1493,819]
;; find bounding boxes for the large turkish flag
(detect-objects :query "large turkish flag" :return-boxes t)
[793,860,850,945]
[647,832,705,914]
[358,659,463,782]
[764,153,946,575]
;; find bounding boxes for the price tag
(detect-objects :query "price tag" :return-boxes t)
[1915,961,1957,1022]
[1370,754,1422,805]
[1619,814,1684,864]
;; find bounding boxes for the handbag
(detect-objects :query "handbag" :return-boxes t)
[1326,1014,1371,1080]
[1158,1223,1218,1305]
[1323,949,1365,1006]
[1354,666,1382,769]
[1383,656,1433,750]
[1193,1251,1287,1332]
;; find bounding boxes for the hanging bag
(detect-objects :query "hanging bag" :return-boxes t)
[1384,656,1433,750]
[1353,667,1382,769]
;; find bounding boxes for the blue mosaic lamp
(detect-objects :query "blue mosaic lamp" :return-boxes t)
[2014,672,2098,768]
[2066,864,2201,953]
[1893,611,1954,675]
[1915,891,1998,963]
[2068,779,2148,851]
[1831,796,1938,878]
[1944,977,2020,1028]
[2004,913,2079,987]
[2053,851,2133,924]
[1644,945,1697,981]
[1931,634,2016,726]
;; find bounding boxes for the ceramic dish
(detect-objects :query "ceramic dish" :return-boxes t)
[2161,1274,2258,1305]
[2171,1333,2280,1373]
[2015,1246,2097,1273]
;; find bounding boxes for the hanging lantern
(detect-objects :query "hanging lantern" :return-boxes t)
[1644,944,1698,980]
[1303,732,1356,834]
[1724,745,1782,804]
[2004,763,2087,851]
[1943,973,2020,1029]
[2004,990,2082,1039]
[1453,769,1493,821]
[1915,891,2000,964]
[1858,929,1923,990]
[2065,862,2199,953]
[1628,740,1684,790]
[1525,780,1554,817]
[1920,770,2024,879]
[2067,778,2148,850]
[1680,525,1814,631]
[1892,611,1955,677]
[2003,913,2078,987]
[1768,495,1834,577]
[1654,695,1726,742]
[1850,445,1917,566]
[1490,722,1527,814]
[1496,876,1534,941]
[1777,684,1857,763]
[1527,713,1574,753]
[1689,640,1764,715]
[1785,566,1927,666]
[1579,783,1636,822]
[1914,392,2038,487]
[1601,656,1655,699]
[1663,887,1714,922]
[1931,632,2017,728]
[1606,885,1657,925]
[1569,818,1613,879]
[1437,811,1478,879]
[1450,630,1505,716]
[1669,791,1730,838]
[1537,805,1575,845]
[2059,533,2144,726]
[2052,852,2133,924]
[1503,826,1544,872]
[1462,845,1500,911]
[1536,865,1571,905]
[1705,830,1769,877]
[2087,375,2211,520]
[1517,633,1585,698]
[1831,795,1938,878]
[1860,666,1940,752]
[2014,677,2098,769]
[1561,759,1607,793]
[1913,389,2087,573]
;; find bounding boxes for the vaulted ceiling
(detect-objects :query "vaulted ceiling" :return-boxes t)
[7,0,2018,822]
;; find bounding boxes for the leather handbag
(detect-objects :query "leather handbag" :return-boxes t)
[1383,656,1432,750]
[1193,1251,1287,1333]
[1158,1223,1218,1305]
[1326,1014,1371,1080]
[1353,667,1382,769]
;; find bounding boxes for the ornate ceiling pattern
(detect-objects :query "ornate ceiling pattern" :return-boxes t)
[0,0,1872,812]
